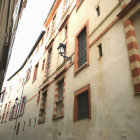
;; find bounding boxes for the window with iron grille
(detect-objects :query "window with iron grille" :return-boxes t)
[74,85,91,121]
[42,92,47,109]
[54,78,64,118]
[77,27,87,68]
[58,79,64,99]
[39,92,47,123]
[77,91,89,120]
[46,48,52,78]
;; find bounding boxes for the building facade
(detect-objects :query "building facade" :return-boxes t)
[0,0,28,91]
[0,0,140,140]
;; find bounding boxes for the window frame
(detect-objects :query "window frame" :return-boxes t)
[52,14,56,33]
[57,79,64,100]
[33,63,39,82]
[76,0,84,11]
[25,68,31,83]
[16,122,20,135]
[74,84,91,122]
[96,5,100,17]
[46,47,52,78]
[39,91,47,123]
[74,20,89,75]
[42,59,45,71]
[97,43,103,58]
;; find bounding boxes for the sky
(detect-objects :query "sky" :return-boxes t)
[3,0,54,86]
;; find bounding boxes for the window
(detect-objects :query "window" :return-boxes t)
[75,21,89,73]
[4,103,7,111]
[74,85,91,121]
[16,122,20,135]
[64,25,67,39]
[0,93,4,103]
[19,97,26,115]
[131,11,140,51]
[25,68,31,83]
[28,119,31,127]
[46,48,52,78]
[42,92,47,109]
[41,36,44,46]
[58,79,64,99]
[4,102,11,121]
[96,5,100,17]
[23,121,25,131]
[1,113,5,123]
[42,59,45,71]
[46,27,49,37]
[97,43,103,58]
[56,79,64,118]
[52,14,56,32]
[77,27,87,67]
[13,103,19,119]
[37,44,39,52]
[37,92,40,104]
[33,63,39,81]
[34,118,36,128]
[39,92,47,123]
[9,105,15,121]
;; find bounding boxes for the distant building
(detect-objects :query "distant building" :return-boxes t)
[0,0,140,140]
[0,0,28,91]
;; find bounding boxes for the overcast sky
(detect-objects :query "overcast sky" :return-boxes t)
[3,0,54,86]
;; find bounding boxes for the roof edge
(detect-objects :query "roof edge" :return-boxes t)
[7,31,45,81]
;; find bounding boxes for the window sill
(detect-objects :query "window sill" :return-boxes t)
[76,0,84,12]
[52,115,64,120]
[40,107,45,111]
[38,120,45,124]
[56,97,63,103]
[74,118,91,123]
[32,79,36,83]
[74,62,89,76]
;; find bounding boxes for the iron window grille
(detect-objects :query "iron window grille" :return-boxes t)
[46,48,52,78]
[77,27,87,68]
[58,79,64,100]
[77,90,89,120]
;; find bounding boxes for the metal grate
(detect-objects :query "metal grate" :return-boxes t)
[77,90,89,120]
[46,48,52,77]
[58,79,64,99]
[78,27,87,68]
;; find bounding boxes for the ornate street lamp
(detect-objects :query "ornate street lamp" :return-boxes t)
[15,97,19,104]
[57,43,72,62]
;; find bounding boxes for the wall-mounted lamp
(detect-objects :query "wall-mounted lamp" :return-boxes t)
[57,43,72,63]
[15,97,19,104]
